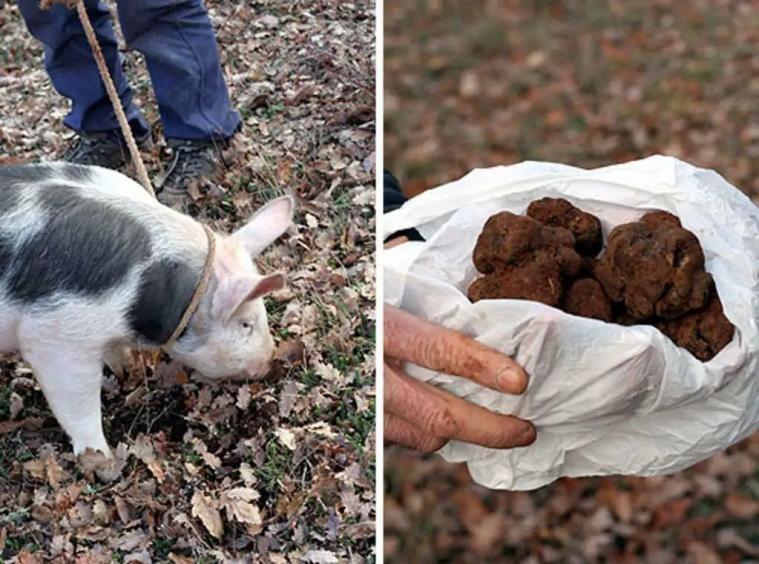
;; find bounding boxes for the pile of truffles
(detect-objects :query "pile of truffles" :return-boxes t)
[469,198,734,361]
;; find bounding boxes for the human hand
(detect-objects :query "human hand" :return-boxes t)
[384,235,409,249]
[384,305,535,453]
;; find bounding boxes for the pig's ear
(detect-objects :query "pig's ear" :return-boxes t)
[234,196,294,257]
[212,273,285,323]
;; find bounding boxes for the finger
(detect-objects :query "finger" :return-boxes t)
[385,363,536,449]
[384,305,528,394]
[384,235,409,249]
[384,412,447,453]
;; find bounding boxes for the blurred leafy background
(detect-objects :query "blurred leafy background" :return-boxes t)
[384,0,759,562]
[385,0,758,198]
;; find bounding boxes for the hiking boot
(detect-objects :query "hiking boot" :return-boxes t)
[62,130,152,170]
[156,138,229,210]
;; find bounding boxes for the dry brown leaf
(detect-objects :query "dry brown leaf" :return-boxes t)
[275,338,306,366]
[305,213,319,228]
[279,380,299,418]
[0,417,43,434]
[191,490,223,540]
[236,384,252,410]
[68,500,93,529]
[43,452,64,490]
[123,550,152,564]
[192,438,222,469]
[9,391,23,419]
[49,534,72,557]
[221,487,262,529]
[274,428,297,451]
[688,541,722,564]
[724,494,759,519]
[313,360,342,383]
[17,551,44,564]
[302,549,339,563]
[239,462,258,487]
[23,458,46,481]
[131,435,166,483]
[110,529,148,552]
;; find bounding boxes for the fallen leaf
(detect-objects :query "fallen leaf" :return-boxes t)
[279,380,300,418]
[237,384,252,410]
[724,495,759,518]
[0,417,43,434]
[43,453,64,490]
[9,391,23,419]
[313,360,342,383]
[191,490,223,540]
[274,428,297,451]
[688,541,722,564]
[110,529,148,552]
[192,438,222,469]
[305,213,319,228]
[23,459,46,480]
[131,435,165,483]
[239,462,258,487]
[221,487,262,528]
[124,549,152,564]
[302,549,339,563]
[275,338,306,366]
[17,551,43,564]
[113,496,132,524]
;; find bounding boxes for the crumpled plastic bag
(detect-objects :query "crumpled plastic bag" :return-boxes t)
[383,155,759,490]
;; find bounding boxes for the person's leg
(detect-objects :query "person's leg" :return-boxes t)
[17,0,149,138]
[115,0,240,141]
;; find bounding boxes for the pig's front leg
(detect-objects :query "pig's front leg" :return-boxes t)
[21,345,111,456]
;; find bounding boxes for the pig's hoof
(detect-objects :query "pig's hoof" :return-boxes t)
[104,345,131,378]
[77,446,126,483]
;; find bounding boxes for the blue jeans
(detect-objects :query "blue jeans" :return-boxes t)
[18,0,241,141]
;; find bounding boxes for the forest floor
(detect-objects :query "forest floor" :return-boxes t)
[0,1,376,562]
[385,1,758,562]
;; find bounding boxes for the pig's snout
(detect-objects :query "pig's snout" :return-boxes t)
[231,356,274,381]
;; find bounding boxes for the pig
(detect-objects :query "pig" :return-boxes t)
[0,162,294,456]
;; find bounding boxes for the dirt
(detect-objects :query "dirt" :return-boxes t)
[469,201,734,361]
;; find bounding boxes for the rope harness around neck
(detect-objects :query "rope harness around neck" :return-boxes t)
[163,225,217,350]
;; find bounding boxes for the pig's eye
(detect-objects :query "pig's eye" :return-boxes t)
[241,321,254,332]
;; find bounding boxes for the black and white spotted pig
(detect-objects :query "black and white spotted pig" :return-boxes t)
[0,163,293,456]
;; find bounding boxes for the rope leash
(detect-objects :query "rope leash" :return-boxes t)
[41,0,152,193]
[163,225,217,349]
[75,1,153,195]
[40,0,216,348]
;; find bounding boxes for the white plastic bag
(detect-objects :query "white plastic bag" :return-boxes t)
[383,155,759,490]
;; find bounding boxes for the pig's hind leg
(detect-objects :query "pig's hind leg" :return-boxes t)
[20,344,111,456]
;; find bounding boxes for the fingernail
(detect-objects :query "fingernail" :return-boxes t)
[516,424,536,446]
[495,366,527,393]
